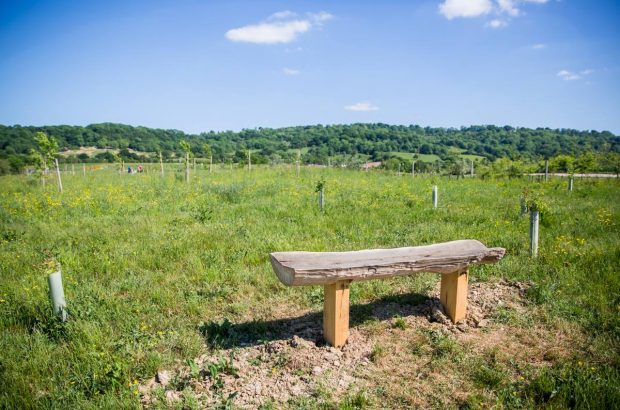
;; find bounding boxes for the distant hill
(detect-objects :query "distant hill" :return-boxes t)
[1,122,618,169]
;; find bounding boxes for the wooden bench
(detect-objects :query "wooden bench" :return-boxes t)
[270,240,505,347]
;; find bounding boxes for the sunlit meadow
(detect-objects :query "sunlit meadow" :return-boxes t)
[0,165,619,408]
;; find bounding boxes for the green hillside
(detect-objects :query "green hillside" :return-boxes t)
[1,123,618,173]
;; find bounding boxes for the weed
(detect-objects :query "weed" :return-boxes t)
[369,344,385,363]
[339,390,370,409]
[422,329,457,358]
[522,362,620,408]
[392,316,407,330]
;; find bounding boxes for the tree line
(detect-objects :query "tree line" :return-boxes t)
[0,122,618,174]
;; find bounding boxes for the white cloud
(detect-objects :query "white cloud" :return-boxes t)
[309,11,334,23]
[225,11,332,44]
[282,67,300,76]
[439,0,549,27]
[439,0,493,19]
[497,0,520,16]
[269,11,297,20]
[557,70,581,81]
[532,43,546,49]
[557,68,594,81]
[487,19,508,28]
[345,102,379,112]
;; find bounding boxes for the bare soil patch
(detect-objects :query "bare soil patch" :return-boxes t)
[139,279,584,408]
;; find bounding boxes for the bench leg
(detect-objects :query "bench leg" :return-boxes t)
[323,281,350,347]
[440,269,468,323]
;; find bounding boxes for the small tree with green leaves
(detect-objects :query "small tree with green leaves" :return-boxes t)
[203,143,213,173]
[315,179,326,210]
[180,140,192,183]
[30,132,59,186]
[112,152,123,175]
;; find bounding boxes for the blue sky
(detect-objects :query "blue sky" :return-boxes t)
[1,0,619,134]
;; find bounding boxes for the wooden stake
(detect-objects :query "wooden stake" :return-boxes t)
[41,159,46,187]
[568,177,573,191]
[82,163,86,176]
[54,158,63,192]
[544,160,549,182]
[323,281,350,347]
[319,189,324,211]
[432,185,438,209]
[185,153,190,184]
[72,164,75,175]
[160,152,164,177]
[440,269,468,323]
[248,150,251,172]
[412,160,415,178]
[470,160,474,177]
[209,155,213,174]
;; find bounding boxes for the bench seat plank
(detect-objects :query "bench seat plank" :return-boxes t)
[270,240,505,286]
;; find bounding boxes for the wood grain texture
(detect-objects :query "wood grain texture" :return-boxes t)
[440,269,468,323]
[323,281,350,347]
[270,240,505,286]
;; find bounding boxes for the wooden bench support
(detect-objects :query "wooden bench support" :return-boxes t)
[323,281,351,347]
[440,269,468,323]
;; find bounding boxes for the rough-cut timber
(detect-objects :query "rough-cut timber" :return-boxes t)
[270,240,505,287]
[323,281,350,347]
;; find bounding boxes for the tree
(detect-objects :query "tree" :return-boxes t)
[31,131,59,185]
[180,139,192,183]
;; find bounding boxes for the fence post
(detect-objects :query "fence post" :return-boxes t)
[568,177,573,191]
[544,160,549,182]
[412,160,415,178]
[160,152,164,177]
[48,270,67,322]
[530,210,539,257]
[319,189,325,211]
[432,185,438,209]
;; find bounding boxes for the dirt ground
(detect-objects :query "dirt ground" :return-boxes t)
[139,279,583,408]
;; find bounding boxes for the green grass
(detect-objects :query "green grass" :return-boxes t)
[389,151,440,162]
[389,151,484,163]
[0,165,619,408]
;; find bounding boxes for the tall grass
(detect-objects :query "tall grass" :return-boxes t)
[0,165,618,407]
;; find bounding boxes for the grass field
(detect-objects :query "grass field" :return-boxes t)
[1,165,619,408]
[389,150,486,163]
